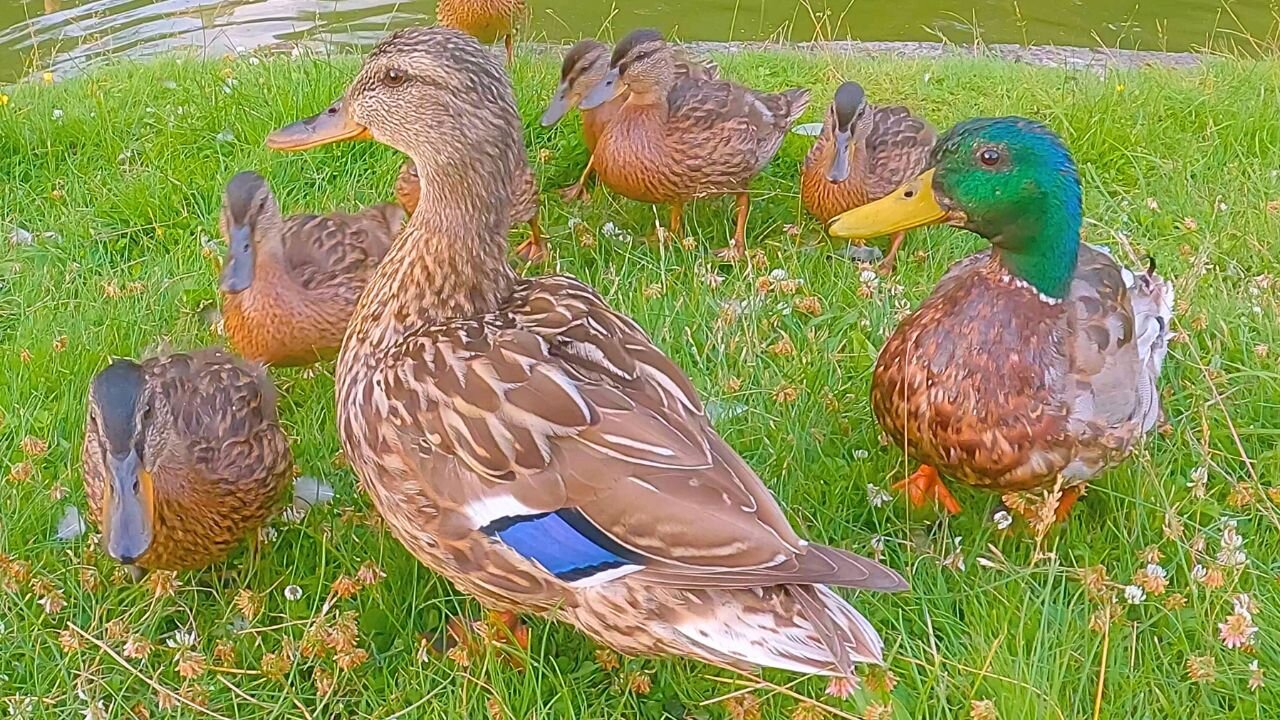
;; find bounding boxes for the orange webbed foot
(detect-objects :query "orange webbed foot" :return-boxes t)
[514,237,549,264]
[892,465,962,514]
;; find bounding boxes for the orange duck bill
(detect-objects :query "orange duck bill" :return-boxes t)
[265,99,371,151]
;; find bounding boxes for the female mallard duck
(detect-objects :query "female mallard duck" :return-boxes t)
[218,170,403,366]
[436,0,525,65]
[82,349,293,574]
[577,29,809,260]
[539,39,719,202]
[394,159,546,262]
[266,27,904,679]
[828,117,1174,521]
[802,81,935,272]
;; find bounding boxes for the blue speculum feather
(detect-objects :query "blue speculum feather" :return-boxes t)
[485,509,641,582]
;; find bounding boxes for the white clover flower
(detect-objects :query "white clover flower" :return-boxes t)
[1123,585,1146,604]
[993,510,1013,530]
[284,584,302,602]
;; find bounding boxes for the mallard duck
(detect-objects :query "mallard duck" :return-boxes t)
[828,117,1174,521]
[394,158,546,262]
[802,81,935,272]
[578,29,809,260]
[266,27,904,679]
[436,0,525,65]
[218,170,403,366]
[82,349,293,573]
[539,39,720,202]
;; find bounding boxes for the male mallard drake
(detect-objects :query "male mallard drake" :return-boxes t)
[539,39,720,202]
[394,158,546,262]
[828,117,1174,520]
[218,171,403,366]
[578,29,809,260]
[82,349,293,574]
[266,27,904,679]
[436,0,525,65]
[802,82,935,272]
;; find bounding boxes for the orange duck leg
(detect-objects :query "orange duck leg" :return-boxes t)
[893,465,963,515]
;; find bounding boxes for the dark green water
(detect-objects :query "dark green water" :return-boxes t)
[1,0,1277,81]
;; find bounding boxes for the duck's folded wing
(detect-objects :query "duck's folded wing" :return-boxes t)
[382,279,901,591]
[862,106,936,197]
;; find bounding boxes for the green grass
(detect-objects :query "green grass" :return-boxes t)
[2,46,1280,719]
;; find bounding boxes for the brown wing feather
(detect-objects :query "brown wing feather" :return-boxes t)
[860,104,936,199]
[282,205,402,291]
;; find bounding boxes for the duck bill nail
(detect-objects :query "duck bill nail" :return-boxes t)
[827,168,946,239]
[219,225,254,293]
[265,99,370,151]
[540,89,571,126]
[826,129,852,183]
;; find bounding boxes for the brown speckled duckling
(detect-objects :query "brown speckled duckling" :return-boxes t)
[802,82,935,272]
[579,29,809,260]
[540,39,720,202]
[82,349,293,575]
[218,171,403,366]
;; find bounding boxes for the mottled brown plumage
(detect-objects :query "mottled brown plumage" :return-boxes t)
[394,158,545,262]
[540,39,720,202]
[82,349,293,572]
[218,171,403,366]
[802,82,935,271]
[266,26,904,679]
[579,29,809,259]
[436,0,526,64]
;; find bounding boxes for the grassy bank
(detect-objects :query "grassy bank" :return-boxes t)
[2,47,1279,719]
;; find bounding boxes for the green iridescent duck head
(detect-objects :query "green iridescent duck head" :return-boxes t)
[828,116,1083,299]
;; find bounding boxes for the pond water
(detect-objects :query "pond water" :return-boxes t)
[1,0,1276,81]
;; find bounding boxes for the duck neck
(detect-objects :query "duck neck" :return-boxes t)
[991,208,1080,301]
[346,158,516,355]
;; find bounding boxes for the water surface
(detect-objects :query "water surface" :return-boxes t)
[1,0,1276,81]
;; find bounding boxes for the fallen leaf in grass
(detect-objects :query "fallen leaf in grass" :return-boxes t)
[790,122,824,137]
[705,399,747,423]
[8,226,33,246]
[292,475,334,512]
[55,505,86,541]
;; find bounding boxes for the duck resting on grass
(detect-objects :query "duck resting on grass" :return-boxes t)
[218,170,403,366]
[802,81,935,272]
[266,27,905,679]
[82,349,293,577]
[828,117,1174,524]
[539,38,720,203]
[578,28,809,260]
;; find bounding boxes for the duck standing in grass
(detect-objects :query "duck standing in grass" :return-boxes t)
[266,27,905,678]
[82,350,293,575]
[218,171,403,366]
[802,81,935,272]
[539,38,720,202]
[394,158,546,262]
[578,29,809,260]
[828,117,1174,521]
[436,0,525,66]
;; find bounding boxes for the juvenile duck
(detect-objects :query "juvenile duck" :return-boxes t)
[829,117,1174,521]
[802,81,935,272]
[436,0,525,65]
[82,350,293,574]
[218,171,403,366]
[393,159,546,262]
[579,29,809,260]
[539,39,719,202]
[266,27,904,679]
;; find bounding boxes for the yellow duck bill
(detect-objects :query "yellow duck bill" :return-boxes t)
[826,168,948,239]
[265,99,371,151]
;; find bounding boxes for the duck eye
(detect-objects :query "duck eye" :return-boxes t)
[979,148,1002,167]
[384,68,406,87]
